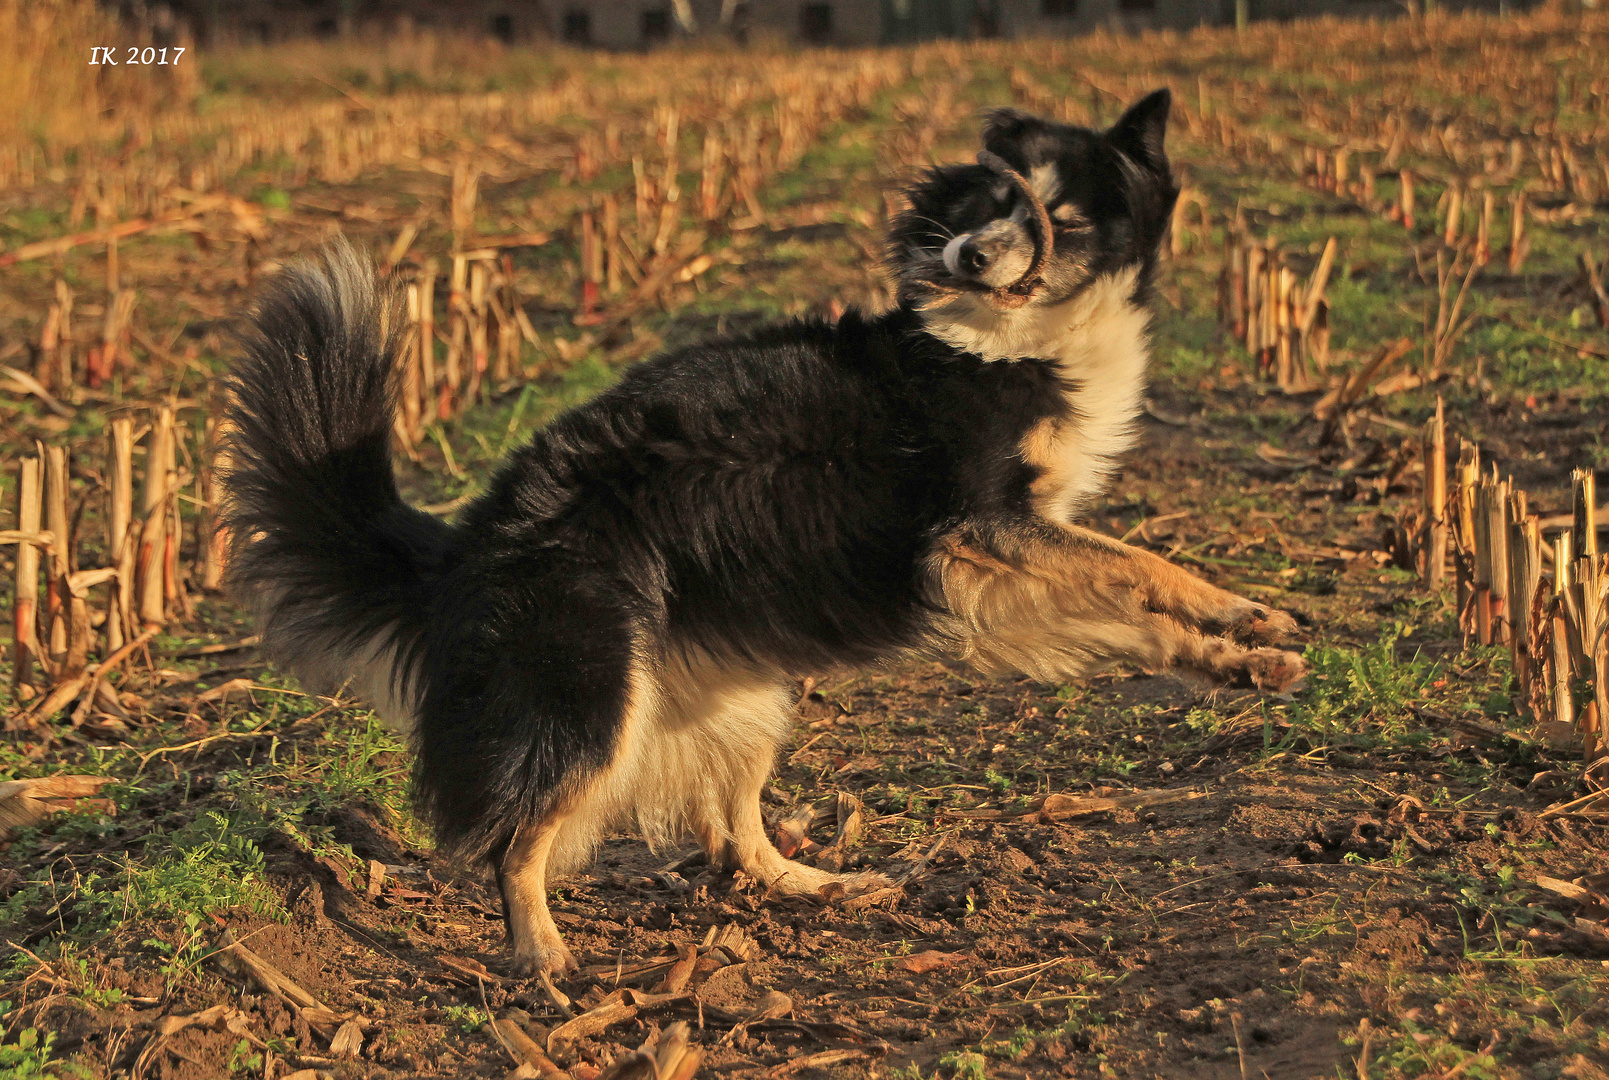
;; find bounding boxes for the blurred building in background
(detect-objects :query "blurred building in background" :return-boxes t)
[152,0,1538,50]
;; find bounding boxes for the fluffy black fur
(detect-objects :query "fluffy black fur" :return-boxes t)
[223,94,1185,876]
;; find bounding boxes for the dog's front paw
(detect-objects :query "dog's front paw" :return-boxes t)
[1232,647,1307,693]
[509,940,578,978]
[1236,605,1299,646]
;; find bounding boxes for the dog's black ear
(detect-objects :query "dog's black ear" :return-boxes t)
[982,107,1038,146]
[982,107,1058,168]
[1107,88,1171,173]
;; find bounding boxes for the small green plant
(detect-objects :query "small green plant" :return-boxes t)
[1357,1021,1501,1080]
[939,1051,987,1080]
[442,1004,488,1033]
[227,1038,262,1076]
[0,1004,89,1079]
[142,912,211,984]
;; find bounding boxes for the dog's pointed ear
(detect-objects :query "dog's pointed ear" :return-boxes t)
[982,107,1037,147]
[1107,88,1171,173]
[982,107,1059,168]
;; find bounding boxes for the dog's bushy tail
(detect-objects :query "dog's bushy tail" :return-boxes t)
[221,239,455,720]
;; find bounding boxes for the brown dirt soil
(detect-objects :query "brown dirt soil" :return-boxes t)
[8,386,1609,1079]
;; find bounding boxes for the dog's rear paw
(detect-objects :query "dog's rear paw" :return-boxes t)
[509,940,578,978]
[815,870,897,903]
[761,860,895,903]
[1234,647,1307,693]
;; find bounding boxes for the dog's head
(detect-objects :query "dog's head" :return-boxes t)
[890,90,1179,354]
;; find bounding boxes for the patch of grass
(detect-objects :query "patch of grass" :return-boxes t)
[1272,621,1478,752]
[0,1004,89,1079]
[2,807,281,966]
[441,1004,488,1034]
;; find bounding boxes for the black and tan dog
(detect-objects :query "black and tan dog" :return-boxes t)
[222,89,1305,976]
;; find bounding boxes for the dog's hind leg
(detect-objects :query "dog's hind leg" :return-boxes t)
[681,677,891,901]
[493,817,577,977]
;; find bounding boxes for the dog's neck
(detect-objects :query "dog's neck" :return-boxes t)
[917,268,1152,521]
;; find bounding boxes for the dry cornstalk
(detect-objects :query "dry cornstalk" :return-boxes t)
[1443,183,1463,246]
[1261,247,1279,373]
[492,267,520,384]
[1276,265,1295,389]
[1574,468,1603,754]
[197,415,228,593]
[1222,234,1243,332]
[1550,531,1574,730]
[579,206,601,319]
[0,195,229,268]
[1308,300,1331,372]
[45,446,92,677]
[10,455,45,696]
[384,220,420,272]
[1421,398,1447,587]
[1472,470,1494,646]
[1245,243,1264,357]
[1455,440,1480,641]
[1506,191,1529,272]
[90,289,136,389]
[1399,169,1416,229]
[1432,248,1482,376]
[1299,236,1337,334]
[1508,507,1540,711]
[68,622,157,728]
[445,254,468,415]
[401,284,423,441]
[418,261,437,419]
[633,155,652,244]
[488,1015,567,1080]
[1314,337,1413,441]
[1576,469,1600,568]
[106,418,134,647]
[603,194,623,295]
[37,303,62,393]
[700,128,724,222]
[138,407,174,626]
[450,157,481,252]
[42,446,72,670]
[468,260,491,403]
[1582,251,1609,329]
[1475,191,1494,265]
[1484,469,1511,646]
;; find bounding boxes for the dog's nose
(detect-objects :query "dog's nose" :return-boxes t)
[957,238,993,276]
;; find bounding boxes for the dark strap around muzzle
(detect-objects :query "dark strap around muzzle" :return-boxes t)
[976,150,1054,308]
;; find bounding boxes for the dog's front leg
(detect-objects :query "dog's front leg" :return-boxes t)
[1054,522,1301,647]
[928,519,1306,690]
[493,819,577,977]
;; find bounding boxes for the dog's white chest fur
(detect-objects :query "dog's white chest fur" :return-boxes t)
[920,268,1151,523]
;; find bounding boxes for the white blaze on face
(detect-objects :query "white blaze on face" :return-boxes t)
[1028,163,1062,204]
[942,233,971,277]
